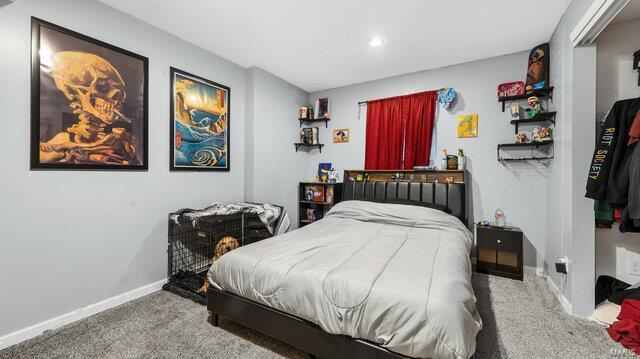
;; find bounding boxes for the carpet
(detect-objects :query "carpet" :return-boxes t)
[0,274,623,359]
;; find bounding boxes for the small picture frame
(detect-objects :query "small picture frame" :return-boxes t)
[333,129,349,143]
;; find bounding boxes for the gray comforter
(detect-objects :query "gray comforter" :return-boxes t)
[208,200,482,359]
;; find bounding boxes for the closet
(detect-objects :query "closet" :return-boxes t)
[592,3,640,291]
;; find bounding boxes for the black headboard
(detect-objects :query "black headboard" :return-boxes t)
[342,170,468,224]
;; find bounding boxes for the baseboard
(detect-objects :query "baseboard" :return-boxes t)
[544,275,573,315]
[524,265,545,276]
[0,278,166,350]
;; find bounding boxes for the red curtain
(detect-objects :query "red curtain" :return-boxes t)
[364,91,437,170]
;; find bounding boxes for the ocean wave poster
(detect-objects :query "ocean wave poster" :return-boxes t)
[170,68,230,171]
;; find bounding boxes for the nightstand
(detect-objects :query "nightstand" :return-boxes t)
[476,226,523,281]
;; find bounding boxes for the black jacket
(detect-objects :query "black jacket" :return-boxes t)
[586,98,640,203]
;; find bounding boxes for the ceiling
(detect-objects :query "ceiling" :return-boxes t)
[99,0,570,92]
[612,1,640,24]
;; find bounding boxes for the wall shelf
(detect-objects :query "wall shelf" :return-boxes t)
[497,140,553,148]
[298,182,342,228]
[299,200,330,205]
[299,118,330,128]
[510,112,557,133]
[497,140,554,162]
[294,143,324,153]
[498,87,554,112]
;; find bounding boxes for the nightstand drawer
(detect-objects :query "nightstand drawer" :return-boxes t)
[477,229,522,251]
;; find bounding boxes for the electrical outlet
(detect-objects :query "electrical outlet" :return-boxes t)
[628,258,640,276]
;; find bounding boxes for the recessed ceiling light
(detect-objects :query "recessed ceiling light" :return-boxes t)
[369,36,386,47]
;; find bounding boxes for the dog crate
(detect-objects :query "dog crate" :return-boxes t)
[163,211,272,304]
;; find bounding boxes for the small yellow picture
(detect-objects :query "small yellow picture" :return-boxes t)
[333,129,350,143]
[458,114,478,138]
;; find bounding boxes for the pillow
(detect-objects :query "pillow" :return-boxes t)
[376,198,452,214]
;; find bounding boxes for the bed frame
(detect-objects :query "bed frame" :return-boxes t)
[207,170,469,359]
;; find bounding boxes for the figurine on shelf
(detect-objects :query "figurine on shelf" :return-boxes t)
[515,132,528,144]
[510,101,520,119]
[532,126,552,142]
[458,148,466,170]
[539,127,552,141]
[328,170,339,183]
[525,96,542,118]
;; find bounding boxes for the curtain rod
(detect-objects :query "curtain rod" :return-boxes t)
[356,88,447,106]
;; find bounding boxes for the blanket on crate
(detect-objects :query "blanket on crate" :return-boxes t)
[170,202,290,236]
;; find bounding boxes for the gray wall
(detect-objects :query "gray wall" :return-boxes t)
[309,51,549,268]
[545,0,597,316]
[244,67,309,226]
[595,18,640,285]
[0,0,247,338]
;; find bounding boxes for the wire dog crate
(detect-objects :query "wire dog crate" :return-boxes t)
[163,211,272,304]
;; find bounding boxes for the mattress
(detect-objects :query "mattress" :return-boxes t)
[208,200,482,359]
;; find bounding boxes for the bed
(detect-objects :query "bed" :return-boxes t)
[207,170,481,359]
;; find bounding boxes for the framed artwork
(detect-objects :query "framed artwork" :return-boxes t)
[170,67,230,171]
[333,129,349,143]
[31,17,148,170]
[457,114,478,138]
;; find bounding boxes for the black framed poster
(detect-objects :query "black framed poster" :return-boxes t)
[31,17,149,170]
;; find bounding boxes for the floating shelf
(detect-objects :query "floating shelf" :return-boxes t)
[299,118,330,128]
[499,87,554,112]
[299,200,330,205]
[294,143,325,153]
[497,140,554,162]
[510,112,556,133]
[499,156,554,161]
[497,140,553,148]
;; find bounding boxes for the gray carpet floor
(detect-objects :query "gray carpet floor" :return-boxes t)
[0,274,624,359]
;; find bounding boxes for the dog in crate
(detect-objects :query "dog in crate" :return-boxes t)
[198,236,240,293]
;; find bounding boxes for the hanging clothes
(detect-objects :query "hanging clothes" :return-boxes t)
[628,109,640,146]
[594,200,614,228]
[586,98,640,203]
[630,137,640,226]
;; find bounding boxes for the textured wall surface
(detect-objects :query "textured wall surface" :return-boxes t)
[308,51,550,268]
[0,0,247,338]
[545,0,598,316]
[244,67,309,226]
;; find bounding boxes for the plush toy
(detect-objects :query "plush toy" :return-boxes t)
[539,127,552,140]
[516,132,528,144]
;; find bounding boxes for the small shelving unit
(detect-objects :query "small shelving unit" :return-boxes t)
[294,143,325,153]
[496,140,554,161]
[298,182,342,227]
[299,118,330,128]
[509,111,556,133]
[497,86,556,162]
[498,87,554,112]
